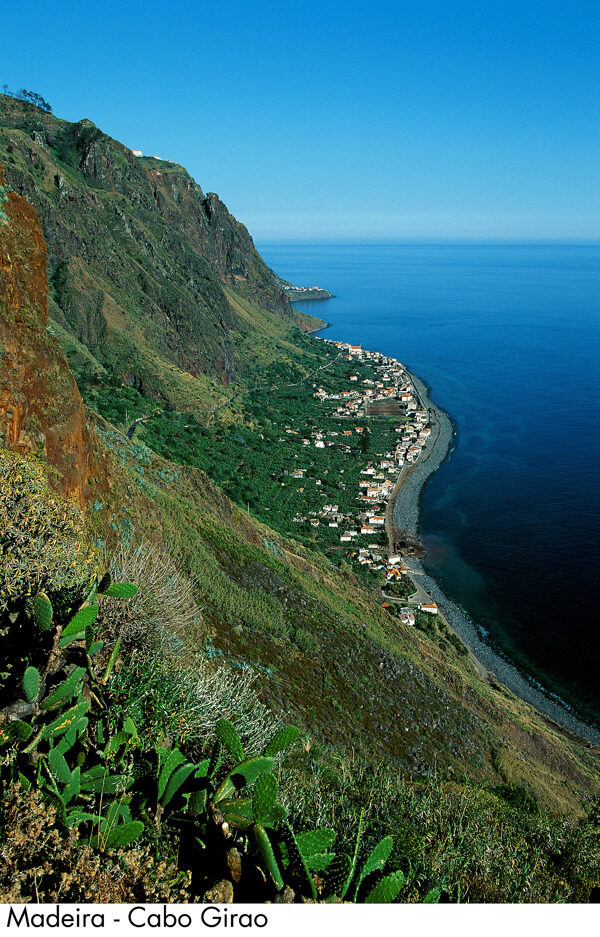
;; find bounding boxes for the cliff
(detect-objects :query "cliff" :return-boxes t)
[0,95,321,405]
[0,165,98,503]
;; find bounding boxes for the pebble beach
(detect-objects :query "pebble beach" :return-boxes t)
[393,371,600,746]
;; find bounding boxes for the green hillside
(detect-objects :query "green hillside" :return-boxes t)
[1,96,600,904]
[0,94,324,415]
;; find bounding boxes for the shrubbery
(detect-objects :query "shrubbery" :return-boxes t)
[0,451,100,616]
[0,584,420,903]
[0,452,101,707]
[1,453,599,904]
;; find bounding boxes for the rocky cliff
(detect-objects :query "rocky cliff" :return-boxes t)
[0,95,318,403]
[0,165,97,503]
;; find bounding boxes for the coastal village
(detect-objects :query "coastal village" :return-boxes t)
[287,336,440,623]
[98,327,444,627]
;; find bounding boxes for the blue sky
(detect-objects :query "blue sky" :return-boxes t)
[2,0,598,239]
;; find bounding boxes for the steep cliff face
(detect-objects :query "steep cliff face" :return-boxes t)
[0,126,598,823]
[199,192,290,312]
[0,96,308,402]
[0,165,95,503]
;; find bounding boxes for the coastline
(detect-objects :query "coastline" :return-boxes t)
[391,368,600,747]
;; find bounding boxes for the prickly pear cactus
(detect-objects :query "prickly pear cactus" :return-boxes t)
[102,582,138,599]
[22,666,41,703]
[279,821,318,900]
[264,725,299,756]
[353,835,394,898]
[296,828,336,859]
[215,718,245,763]
[252,772,277,826]
[364,870,405,903]
[97,572,112,593]
[33,593,53,632]
[252,823,284,891]
[326,851,353,896]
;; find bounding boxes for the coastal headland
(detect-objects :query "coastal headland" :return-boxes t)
[285,285,334,301]
[271,269,334,302]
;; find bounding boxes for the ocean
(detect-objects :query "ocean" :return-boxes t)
[258,241,600,726]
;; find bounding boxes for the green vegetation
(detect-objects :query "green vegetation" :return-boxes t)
[0,93,324,415]
[0,86,52,112]
[77,419,600,823]
[0,452,101,706]
[2,93,600,904]
[0,561,436,903]
[382,579,415,600]
[1,507,599,903]
[0,452,100,617]
[81,349,401,560]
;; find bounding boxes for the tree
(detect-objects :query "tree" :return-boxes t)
[12,88,52,112]
[360,427,370,454]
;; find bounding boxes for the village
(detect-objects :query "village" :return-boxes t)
[286,337,440,625]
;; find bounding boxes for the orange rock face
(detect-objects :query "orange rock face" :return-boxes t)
[0,165,94,504]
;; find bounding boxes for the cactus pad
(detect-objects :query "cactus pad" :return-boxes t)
[354,835,395,897]
[61,604,98,638]
[364,870,405,904]
[265,725,299,756]
[97,572,112,593]
[33,593,53,632]
[253,772,278,825]
[252,823,284,891]
[22,666,41,703]
[215,718,244,763]
[103,582,138,598]
[213,756,274,803]
[296,828,336,859]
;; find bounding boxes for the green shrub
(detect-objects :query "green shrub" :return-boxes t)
[0,451,101,616]
[294,628,320,657]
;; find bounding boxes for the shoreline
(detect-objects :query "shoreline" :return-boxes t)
[390,368,600,746]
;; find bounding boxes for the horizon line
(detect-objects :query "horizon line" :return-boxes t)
[256,236,600,245]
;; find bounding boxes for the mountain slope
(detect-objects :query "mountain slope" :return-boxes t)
[0,95,323,412]
[1,102,599,825]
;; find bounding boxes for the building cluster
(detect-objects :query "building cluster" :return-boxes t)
[309,340,440,612]
[313,340,431,465]
[288,338,440,623]
[313,337,433,527]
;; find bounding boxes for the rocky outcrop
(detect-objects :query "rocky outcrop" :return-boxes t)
[0,165,95,504]
[282,285,332,302]
[200,192,292,314]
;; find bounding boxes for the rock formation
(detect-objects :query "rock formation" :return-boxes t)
[0,165,95,503]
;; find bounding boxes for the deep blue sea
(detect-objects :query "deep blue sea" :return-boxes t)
[258,241,600,724]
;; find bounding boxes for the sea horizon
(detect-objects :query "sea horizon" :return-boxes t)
[259,239,600,727]
[258,237,600,246]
